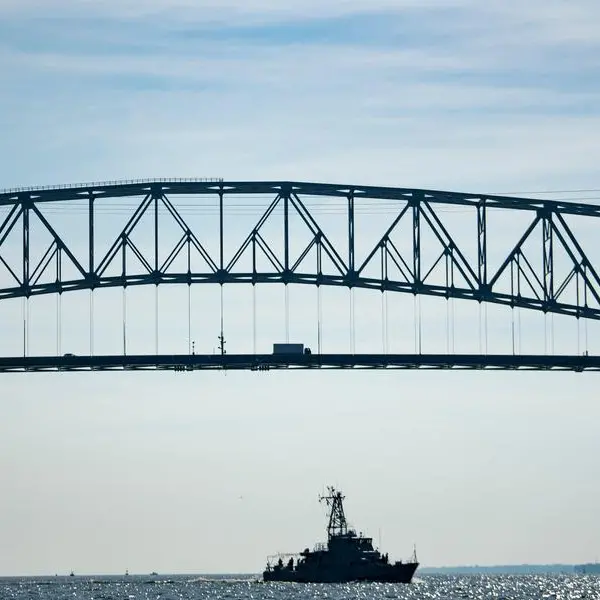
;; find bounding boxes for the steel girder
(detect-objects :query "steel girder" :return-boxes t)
[0,353,598,372]
[1,179,599,320]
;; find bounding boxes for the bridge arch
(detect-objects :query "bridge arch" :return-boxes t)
[1,179,599,321]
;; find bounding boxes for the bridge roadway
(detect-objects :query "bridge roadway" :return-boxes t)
[0,353,598,372]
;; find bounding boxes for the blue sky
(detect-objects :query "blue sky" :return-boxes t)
[1,0,600,576]
[1,0,600,190]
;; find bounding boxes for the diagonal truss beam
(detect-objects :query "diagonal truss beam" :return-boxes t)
[96,193,152,276]
[290,193,347,276]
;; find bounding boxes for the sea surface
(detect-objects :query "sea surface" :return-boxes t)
[0,574,597,600]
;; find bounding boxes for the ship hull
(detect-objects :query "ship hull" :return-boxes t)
[263,561,418,584]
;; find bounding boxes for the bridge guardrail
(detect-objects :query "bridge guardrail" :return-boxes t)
[0,177,225,195]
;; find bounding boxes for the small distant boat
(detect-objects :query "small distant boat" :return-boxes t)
[69,571,75,577]
[125,570,129,576]
[150,572,158,576]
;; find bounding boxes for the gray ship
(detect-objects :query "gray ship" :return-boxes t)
[263,487,419,583]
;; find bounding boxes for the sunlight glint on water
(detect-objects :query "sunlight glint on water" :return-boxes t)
[0,574,599,600]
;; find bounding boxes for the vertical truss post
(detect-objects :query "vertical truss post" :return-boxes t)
[56,246,62,284]
[477,200,487,293]
[542,209,554,306]
[219,190,224,273]
[576,270,581,320]
[252,231,257,276]
[348,191,355,274]
[316,236,322,276]
[283,191,290,273]
[153,187,160,274]
[21,194,29,293]
[510,260,514,302]
[186,232,191,275]
[88,191,95,276]
[412,197,421,289]
[121,233,127,280]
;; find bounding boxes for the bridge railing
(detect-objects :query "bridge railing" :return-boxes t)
[0,177,225,195]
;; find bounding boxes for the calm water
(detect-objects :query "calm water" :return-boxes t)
[0,574,597,600]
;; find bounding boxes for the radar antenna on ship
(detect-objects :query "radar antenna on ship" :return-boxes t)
[319,486,349,539]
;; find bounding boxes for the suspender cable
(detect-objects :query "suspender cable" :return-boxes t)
[25,297,29,357]
[484,303,488,355]
[89,289,94,356]
[446,299,450,355]
[385,292,390,354]
[59,293,62,356]
[317,286,322,354]
[413,295,422,354]
[381,292,388,354]
[516,308,523,354]
[478,302,482,355]
[56,294,59,356]
[413,295,418,354]
[220,284,224,344]
[451,296,455,354]
[253,284,257,355]
[155,285,159,355]
[285,284,290,344]
[122,287,127,356]
[511,307,515,355]
[188,284,192,355]
[349,288,355,354]
[418,296,422,354]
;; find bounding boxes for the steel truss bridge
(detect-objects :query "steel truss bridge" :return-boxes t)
[1,179,599,373]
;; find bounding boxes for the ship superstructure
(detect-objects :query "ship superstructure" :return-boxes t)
[263,487,419,583]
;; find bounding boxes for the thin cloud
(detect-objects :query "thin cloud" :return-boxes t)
[0,0,599,192]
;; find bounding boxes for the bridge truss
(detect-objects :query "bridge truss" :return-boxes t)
[1,179,599,372]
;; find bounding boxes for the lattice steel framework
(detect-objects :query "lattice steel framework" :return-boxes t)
[1,180,600,321]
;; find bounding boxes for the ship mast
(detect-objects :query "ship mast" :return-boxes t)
[319,486,348,539]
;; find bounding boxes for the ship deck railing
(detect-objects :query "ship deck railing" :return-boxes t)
[266,553,303,562]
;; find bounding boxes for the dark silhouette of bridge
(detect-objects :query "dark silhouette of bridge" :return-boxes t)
[0,353,597,373]
[1,179,599,372]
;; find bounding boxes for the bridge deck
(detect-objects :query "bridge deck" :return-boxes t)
[0,353,597,372]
